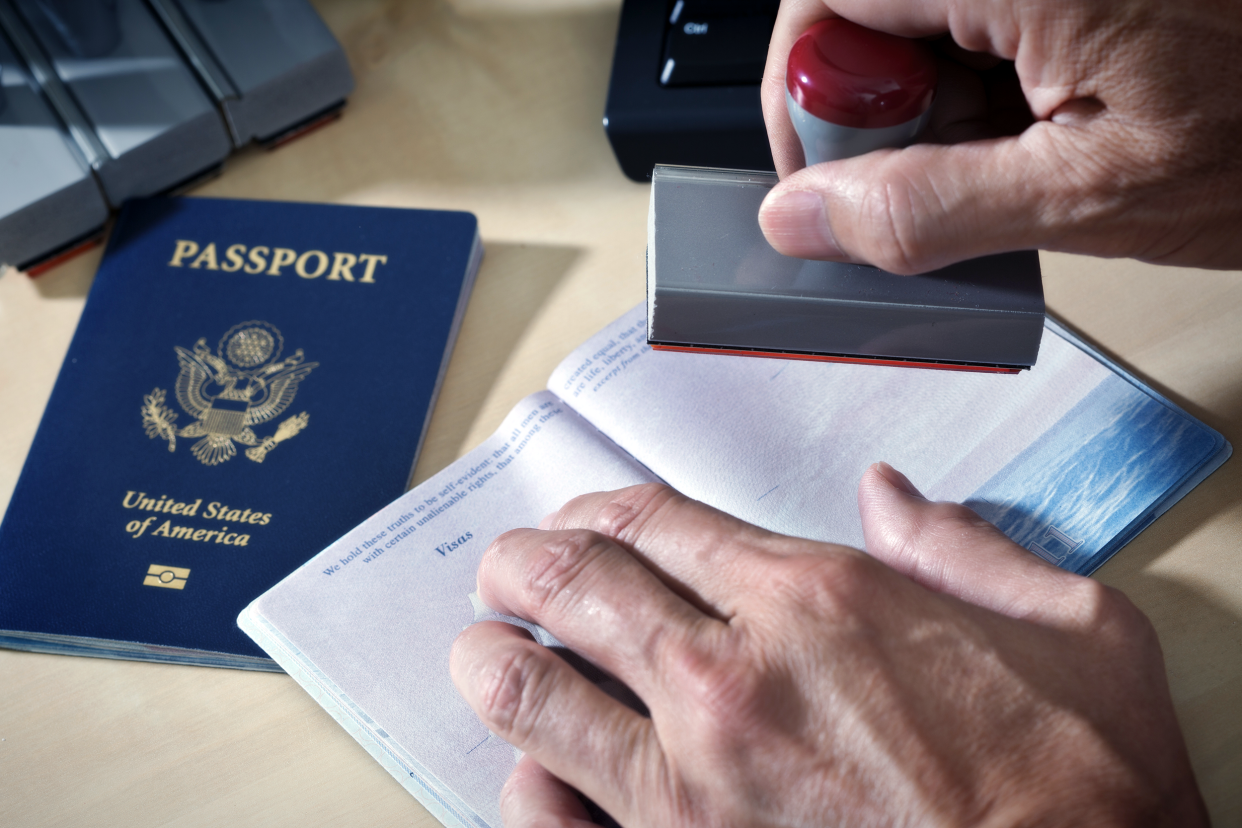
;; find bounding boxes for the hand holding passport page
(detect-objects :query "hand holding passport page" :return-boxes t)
[240,304,1227,828]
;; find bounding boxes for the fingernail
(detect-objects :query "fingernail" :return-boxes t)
[875,462,926,499]
[759,189,843,259]
[537,512,557,531]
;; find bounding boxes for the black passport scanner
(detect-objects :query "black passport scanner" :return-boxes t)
[604,0,778,181]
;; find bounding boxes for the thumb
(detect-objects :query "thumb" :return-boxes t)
[857,462,1087,624]
[758,129,1078,274]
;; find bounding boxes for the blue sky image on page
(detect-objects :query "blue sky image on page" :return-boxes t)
[966,374,1223,575]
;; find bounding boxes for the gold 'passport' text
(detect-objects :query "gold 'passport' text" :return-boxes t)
[168,240,387,283]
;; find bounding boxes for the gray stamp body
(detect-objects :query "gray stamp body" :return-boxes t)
[647,166,1045,371]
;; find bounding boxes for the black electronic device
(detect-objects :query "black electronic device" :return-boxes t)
[604,0,778,181]
[0,0,354,274]
[3,0,234,206]
[148,0,353,147]
[0,22,110,273]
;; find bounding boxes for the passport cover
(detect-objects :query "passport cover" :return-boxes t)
[0,196,482,669]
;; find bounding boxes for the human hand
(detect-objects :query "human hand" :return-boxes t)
[758,0,1242,273]
[450,468,1207,827]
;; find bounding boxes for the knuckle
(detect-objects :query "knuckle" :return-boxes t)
[745,553,874,625]
[473,643,560,741]
[1060,578,1111,628]
[676,643,771,730]
[521,529,612,617]
[587,482,679,542]
[1061,578,1155,643]
[770,552,874,622]
[851,157,945,274]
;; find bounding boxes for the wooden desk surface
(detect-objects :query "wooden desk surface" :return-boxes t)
[1,1,1239,825]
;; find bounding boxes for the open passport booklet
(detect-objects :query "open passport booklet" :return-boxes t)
[240,305,1228,828]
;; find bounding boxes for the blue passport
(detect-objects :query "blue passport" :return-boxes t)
[0,196,482,669]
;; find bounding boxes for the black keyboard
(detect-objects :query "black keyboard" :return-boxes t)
[604,0,778,181]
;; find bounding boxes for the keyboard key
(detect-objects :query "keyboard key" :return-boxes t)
[661,14,773,86]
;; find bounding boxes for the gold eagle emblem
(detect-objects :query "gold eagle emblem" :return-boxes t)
[141,321,317,466]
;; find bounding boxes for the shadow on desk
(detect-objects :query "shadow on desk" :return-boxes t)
[1127,572,1242,826]
[1093,463,1242,824]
